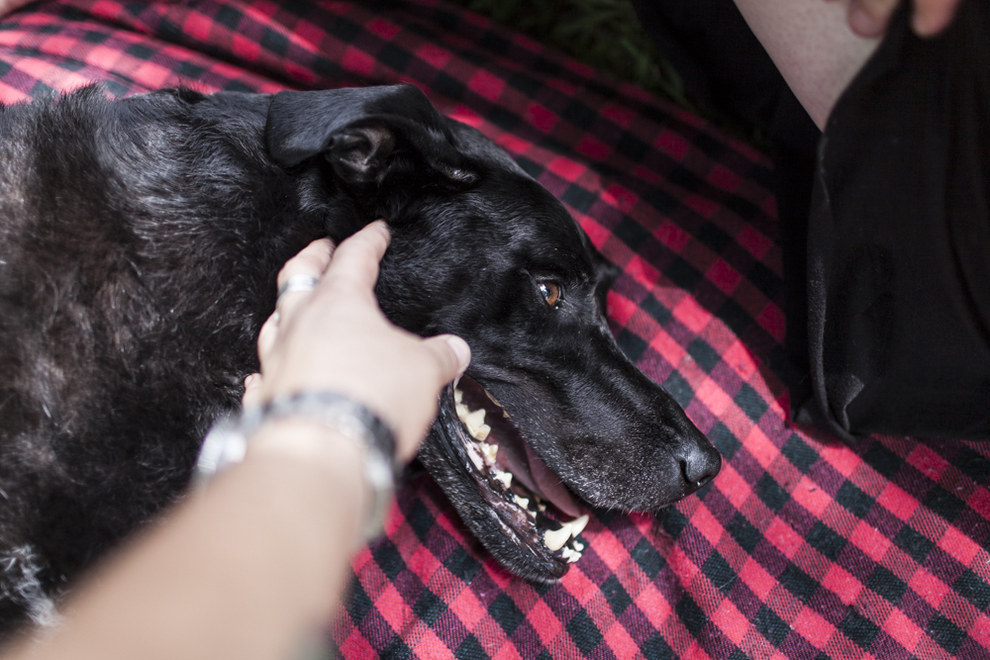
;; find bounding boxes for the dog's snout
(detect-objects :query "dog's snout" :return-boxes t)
[678,437,721,490]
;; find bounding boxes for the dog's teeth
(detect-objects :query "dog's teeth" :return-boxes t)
[465,407,485,427]
[454,388,463,404]
[479,440,498,463]
[493,469,512,489]
[455,402,470,422]
[561,546,583,563]
[544,525,571,552]
[513,494,529,510]
[463,408,488,440]
[565,514,589,538]
[542,514,590,555]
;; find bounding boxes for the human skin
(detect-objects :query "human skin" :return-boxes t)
[3,223,471,660]
[731,0,961,128]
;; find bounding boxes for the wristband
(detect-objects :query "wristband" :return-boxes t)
[196,391,399,542]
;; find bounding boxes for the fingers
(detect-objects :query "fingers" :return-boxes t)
[275,238,334,320]
[847,0,897,37]
[847,0,960,37]
[911,0,960,36]
[242,373,265,409]
[277,239,335,285]
[423,334,472,388]
[257,313,279,366]
[252,221,471,465]
[320,220,390,298]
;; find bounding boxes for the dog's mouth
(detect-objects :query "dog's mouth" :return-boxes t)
[440,378,590,570]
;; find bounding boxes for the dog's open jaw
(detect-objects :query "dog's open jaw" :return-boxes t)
[441,379,590,571]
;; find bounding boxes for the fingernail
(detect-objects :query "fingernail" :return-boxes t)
[446,335,471,374]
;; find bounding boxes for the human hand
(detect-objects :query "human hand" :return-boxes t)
[836,0,961,37]
[244,221,470,462]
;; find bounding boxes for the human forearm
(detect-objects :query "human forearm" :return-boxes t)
[4,223,470,658]
[9,421,368,660]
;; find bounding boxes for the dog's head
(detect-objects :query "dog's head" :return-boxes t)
[266,84,720,582]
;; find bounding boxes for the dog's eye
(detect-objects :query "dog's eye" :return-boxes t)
[537,280,561,307]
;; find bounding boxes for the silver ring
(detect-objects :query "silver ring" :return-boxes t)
[276,274,319,302]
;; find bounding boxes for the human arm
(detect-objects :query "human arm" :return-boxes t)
[731,0,880,130]
[4,221,470,659]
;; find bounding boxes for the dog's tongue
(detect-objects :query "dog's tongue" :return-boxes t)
[512,442,583,518]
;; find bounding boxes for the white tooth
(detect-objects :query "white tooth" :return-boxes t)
[544,525,570,552]
[493,470,512,489]
[573,540,585,552]
[454,388,463,404]
[465,407,485,426]
[464,408,488,439]
[473,423,491,442]
[562,546,583,563]
[565,514,589,538]
[513,494,529,510]
[481,441,498,463]
[455,402,470,422]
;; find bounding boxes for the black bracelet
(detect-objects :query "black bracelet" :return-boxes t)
[196,391,400,543]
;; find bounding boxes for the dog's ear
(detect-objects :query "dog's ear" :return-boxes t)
[590,245,620,312]
[595,250,621,287]
[265,84,477,186]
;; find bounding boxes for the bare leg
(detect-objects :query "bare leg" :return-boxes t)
[732,0,880,129]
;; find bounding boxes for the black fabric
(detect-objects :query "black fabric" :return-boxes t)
[634,0,990,440]
[630,0,821,429]
[804,0,990,439]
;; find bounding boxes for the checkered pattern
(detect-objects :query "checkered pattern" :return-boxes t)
[2,1,988,657]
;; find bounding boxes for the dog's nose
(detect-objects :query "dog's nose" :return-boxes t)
[678,437,721,489]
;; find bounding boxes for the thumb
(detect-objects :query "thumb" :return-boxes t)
[423,334,471,386]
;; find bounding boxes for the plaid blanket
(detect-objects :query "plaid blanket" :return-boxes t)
[1,2,987,658]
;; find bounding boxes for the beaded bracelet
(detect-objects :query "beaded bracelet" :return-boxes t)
[195,391,399,542]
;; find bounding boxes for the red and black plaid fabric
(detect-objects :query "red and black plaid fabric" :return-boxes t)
[2,2,988,657]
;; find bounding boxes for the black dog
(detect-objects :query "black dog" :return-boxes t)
[0,83,720,635]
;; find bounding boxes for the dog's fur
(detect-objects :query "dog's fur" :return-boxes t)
[0,84,720,636]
